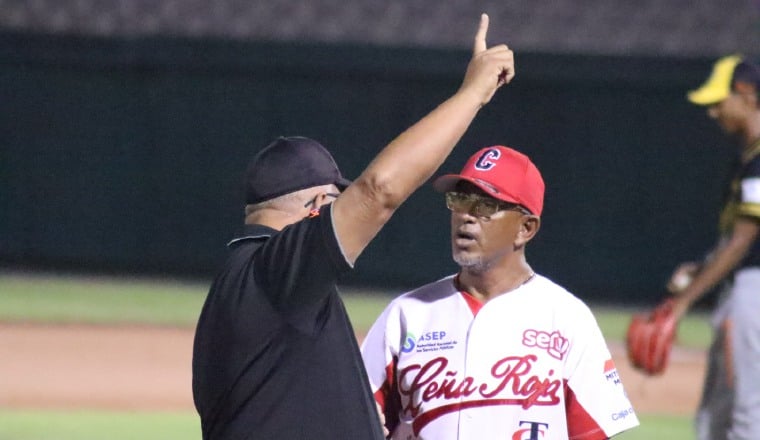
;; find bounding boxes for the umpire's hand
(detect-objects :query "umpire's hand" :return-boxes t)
[459,13,515,106]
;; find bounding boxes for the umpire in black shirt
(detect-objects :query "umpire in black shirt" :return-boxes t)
[191,14,514,439]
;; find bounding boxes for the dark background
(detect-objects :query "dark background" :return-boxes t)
[0,33,737,305]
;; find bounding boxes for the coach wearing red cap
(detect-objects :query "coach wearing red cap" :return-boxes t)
[361,146,640,439]
[191,14,515,440]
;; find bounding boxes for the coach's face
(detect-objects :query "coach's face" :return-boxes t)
[446,183,539,273]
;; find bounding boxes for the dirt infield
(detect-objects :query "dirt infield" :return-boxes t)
[0,323,704,415]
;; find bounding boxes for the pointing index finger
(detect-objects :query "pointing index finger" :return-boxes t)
[473,13,489,54]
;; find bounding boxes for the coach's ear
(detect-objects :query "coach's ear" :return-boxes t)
[515,215,540,248]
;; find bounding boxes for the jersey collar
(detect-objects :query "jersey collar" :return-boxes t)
[227,223,276,248]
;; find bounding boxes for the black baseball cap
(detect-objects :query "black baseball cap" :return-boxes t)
[245,136,351,204]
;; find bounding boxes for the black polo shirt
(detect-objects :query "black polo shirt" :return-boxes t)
[192,205,385,439]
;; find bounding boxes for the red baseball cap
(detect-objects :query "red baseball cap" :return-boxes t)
[433,146,545,216]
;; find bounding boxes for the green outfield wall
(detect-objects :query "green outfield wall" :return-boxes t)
[0,32,733,304]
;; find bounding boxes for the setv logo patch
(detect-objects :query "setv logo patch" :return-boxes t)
[522,329,569,360]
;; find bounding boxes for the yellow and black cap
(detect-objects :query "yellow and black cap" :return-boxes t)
[687,54,744,106]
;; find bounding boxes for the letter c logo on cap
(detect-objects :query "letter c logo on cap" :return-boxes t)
[475,148,501,171]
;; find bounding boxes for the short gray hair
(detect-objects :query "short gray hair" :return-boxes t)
[244,188,311,216]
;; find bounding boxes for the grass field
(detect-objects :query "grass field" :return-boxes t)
[0,271,708,439]
[0,410,201,440]
[0,409,694,440]
[0,410,694,440]
[0,272,712,347]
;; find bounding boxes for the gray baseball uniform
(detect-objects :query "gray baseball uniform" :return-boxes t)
[696,142,760,440]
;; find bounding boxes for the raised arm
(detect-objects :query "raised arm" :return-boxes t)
[332,13,514,264]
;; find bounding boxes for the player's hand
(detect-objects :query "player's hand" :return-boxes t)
[458,13,515,106]
[666,262,699,294]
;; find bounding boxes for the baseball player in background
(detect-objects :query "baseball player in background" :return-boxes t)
[361,146,639,439]
[192,14,515,440]
[665,55,760,440]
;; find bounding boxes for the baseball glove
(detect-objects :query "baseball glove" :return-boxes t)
[626,299,678,375]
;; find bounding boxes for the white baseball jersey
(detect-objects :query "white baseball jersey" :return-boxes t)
[361,274,639,440]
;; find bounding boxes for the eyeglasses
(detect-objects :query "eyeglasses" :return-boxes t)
[304,192,340,208]
[444,191,530,218]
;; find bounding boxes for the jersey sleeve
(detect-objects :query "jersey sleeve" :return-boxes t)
[253,204,351,310]
[563,303,639,439]
[739,156,760,219]
[361,300,404,433]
